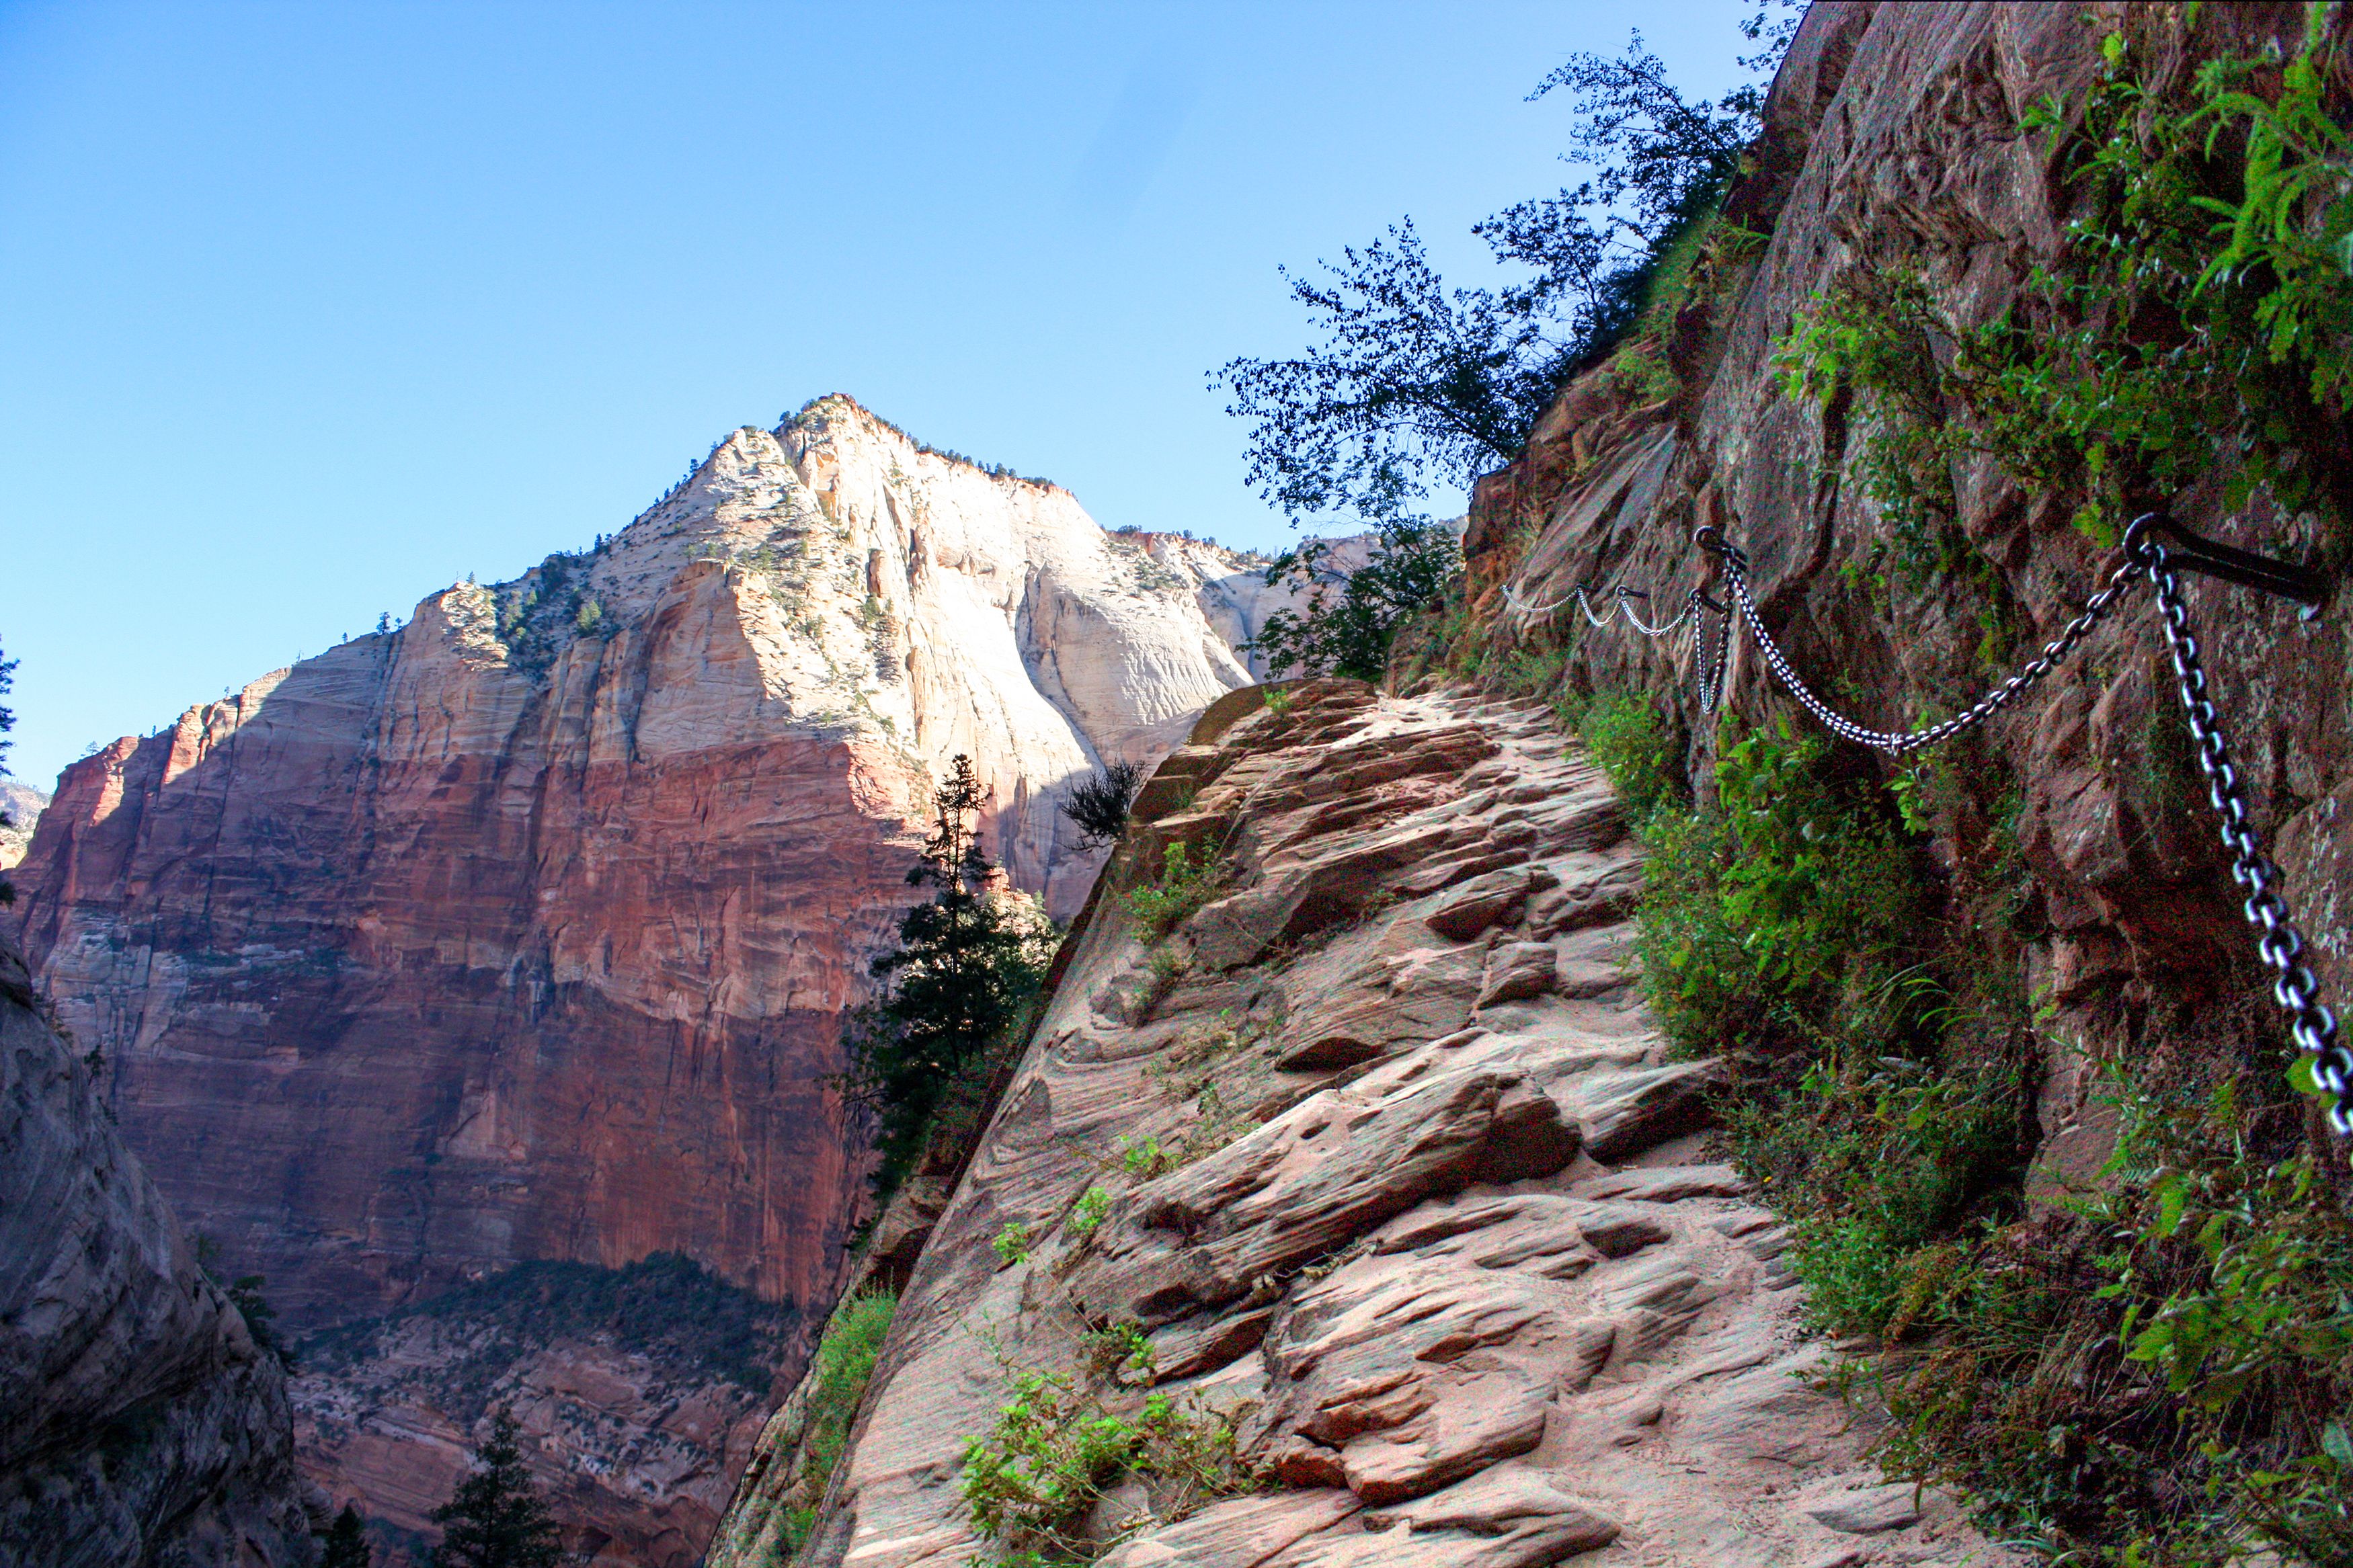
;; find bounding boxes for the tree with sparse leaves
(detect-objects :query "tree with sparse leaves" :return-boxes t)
[320,1504,373,1568]
[1212,7,1798,525]
[846,757,1055,1199]
[429,1408,563,1568]
[1062,761,1143,849]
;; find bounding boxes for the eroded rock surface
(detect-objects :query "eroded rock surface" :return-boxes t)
[711,682,2007,1568]
[3,395,1295,1564]
[0,937,315,1567]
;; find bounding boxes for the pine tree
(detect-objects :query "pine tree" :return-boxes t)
[428,1408,563,1568]
[846,755,1053,1196]
[320,1504,372,1568]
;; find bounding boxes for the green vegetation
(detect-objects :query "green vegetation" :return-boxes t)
[775,1286,899,1558]
[429,1408,563,1568]
[958,1372,1254,1559]
[1117,1136,1173,1182]
[993,1223,1033,1268]
[846,755,1058,1202]
[193,1239,295,1371]
[1066,1187,1112,1240]
[1536,23,2353,1561]
[1631,718,1923,1061]
[1248,512,1462,682]
[1119,842,1229,940]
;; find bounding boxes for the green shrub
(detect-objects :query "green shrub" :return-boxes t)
[1634,719,1922,1058]
[1728,1053,2022,1338]
[1119,1137,1173,1182]
[1577,696,1685,823]
[1120,842,1230,939]
[778,1286,898,1557]
[959,1373,1252,1552]
[992,1223,1031,1268]
[1068,1187,1113,1239]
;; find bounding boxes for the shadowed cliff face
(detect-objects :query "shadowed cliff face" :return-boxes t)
[1,395,1293,1565]
[1,936,316,1567]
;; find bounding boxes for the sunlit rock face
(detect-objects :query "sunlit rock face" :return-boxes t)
[2,395,1292,1564]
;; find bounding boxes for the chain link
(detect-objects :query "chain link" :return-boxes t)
[2143,542,2353,1137]
[1521,521,2351,1141]
[1704,530,2141,754]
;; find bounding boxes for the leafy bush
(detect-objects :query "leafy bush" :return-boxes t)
[959,1372,1252,1552]
[776,1286,898,1557]
[1248,509,1462,682]
[992,1223,1032,1268]
[1728,1054,2023,1338]
[1062,761,1142,849]
[1577,695,1685,822]
[1068,1186,1112,1239]
[1634,719,1923,1059]
[1120,842,1230,940]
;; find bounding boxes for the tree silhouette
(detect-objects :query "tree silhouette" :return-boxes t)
[429,1408,563,1568]
[319,1504,372,1568]
[846,756,1053,1197]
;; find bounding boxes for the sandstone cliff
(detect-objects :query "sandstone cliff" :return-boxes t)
[0,934,316,1567]
[1458,0,2353,1184]
[3,395,1293,1565]
[0,781,43,871]
[711,680,2006,1567]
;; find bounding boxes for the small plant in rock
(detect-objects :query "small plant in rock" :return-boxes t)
[1080,1320,1157,1383]
[1135,946,1191,1016]
[1118,1136,1174,1182]
[775,1286,898,1557]
[992,1223,1032,1269]
[1121,842,1230,939]
[959,1373,1254,1553]
[1062,761,1143,850]
[1068,1186,1113,1239]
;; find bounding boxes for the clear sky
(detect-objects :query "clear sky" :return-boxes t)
[0,0,1759,791]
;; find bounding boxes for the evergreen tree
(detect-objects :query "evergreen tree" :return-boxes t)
[428,1408,563,1568]
[320,1504,372,1568]
[846,755,1054,1197]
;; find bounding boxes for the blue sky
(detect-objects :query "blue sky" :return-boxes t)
[0,0,1759,790]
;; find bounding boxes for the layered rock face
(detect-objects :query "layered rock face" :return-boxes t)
[3,395,1291,1564]
[0,934,315,1567]
[0,782,43,871]
[1463,0,2353,1177]
[713,681,2007,1567]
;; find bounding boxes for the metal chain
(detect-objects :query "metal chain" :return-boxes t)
[1704,530,2142,755]
[1520,520,2350,1139]
[2144,542,2353,1137]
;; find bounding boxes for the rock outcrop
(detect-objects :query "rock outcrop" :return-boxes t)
[711,681,2007,1567]
[1,934,316,1567]
[0,781,42,870]
[3,395,1293,1564]
[1464,0,2353,1179]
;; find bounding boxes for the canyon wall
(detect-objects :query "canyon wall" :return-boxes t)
[1,933,317,1567]
[3,395,1291,1564]
[711,7,2353,1565]
[1462,0,2353,1180]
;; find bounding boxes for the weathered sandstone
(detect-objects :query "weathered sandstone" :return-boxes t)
[0,934,315,1567]
[711,682,2009,1568]
[3,395,1293,1563]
